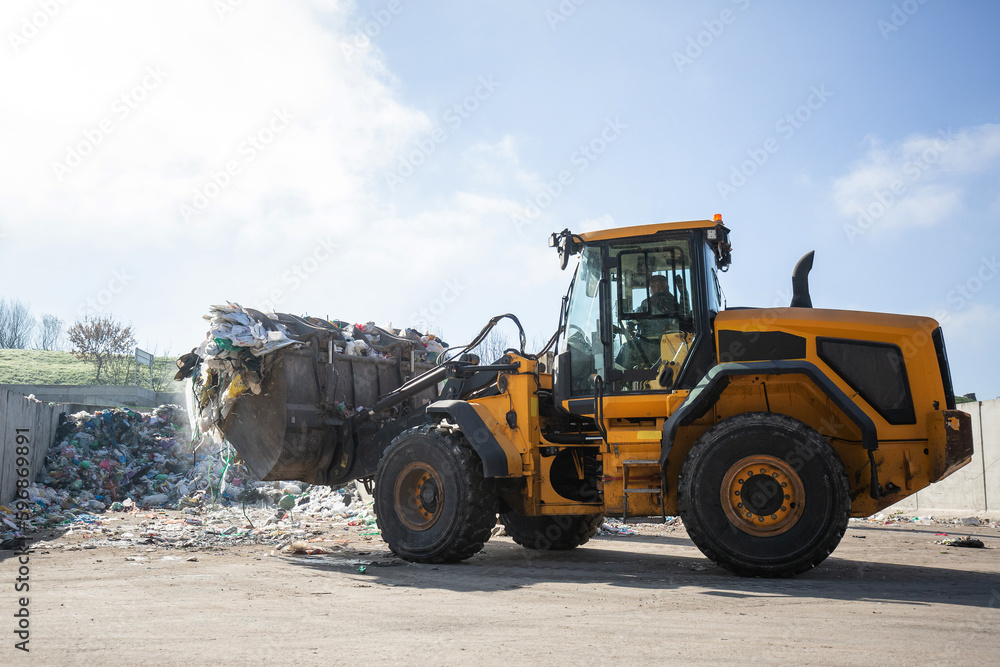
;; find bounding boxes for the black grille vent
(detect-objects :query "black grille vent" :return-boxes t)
[817,338,916,425]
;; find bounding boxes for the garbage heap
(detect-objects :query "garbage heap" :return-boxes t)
[39,405,191,513]
[0,401,375,545]
[10,404,205,528]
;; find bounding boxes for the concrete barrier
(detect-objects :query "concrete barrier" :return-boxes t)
[0,384,185,409]
[982,399,1000,511]
[885,398,999,516]
[0,389,65,505]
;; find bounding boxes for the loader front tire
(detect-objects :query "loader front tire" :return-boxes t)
[374,424,498,563]
[500,512,604,550]
[678,412,850,578]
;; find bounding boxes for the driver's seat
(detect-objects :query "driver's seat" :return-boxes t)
[648,332,693,390]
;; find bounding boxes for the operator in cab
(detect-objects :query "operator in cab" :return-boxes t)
[617,274,681,370]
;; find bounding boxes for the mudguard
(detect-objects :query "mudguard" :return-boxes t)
[425,400,520,478]
[660,360,879,468]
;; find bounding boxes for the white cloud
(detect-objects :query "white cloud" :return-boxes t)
[832,124,1000,236]
[0,1,597,352]
[460,135,522,188]
[0,0,427,247]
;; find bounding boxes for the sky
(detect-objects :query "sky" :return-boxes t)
[1,0,998,398]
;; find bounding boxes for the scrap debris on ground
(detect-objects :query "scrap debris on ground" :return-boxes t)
[852,512,999,528]
[0,397,386,555]
[936,537,986,548]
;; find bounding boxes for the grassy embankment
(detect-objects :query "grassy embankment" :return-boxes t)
[0,349,183,391]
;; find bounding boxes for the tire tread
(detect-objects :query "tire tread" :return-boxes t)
[678,412,851,578]
[375,424,498,564]
[500,512,604,550]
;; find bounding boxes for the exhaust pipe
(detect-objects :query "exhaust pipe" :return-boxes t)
[790,251,814,308]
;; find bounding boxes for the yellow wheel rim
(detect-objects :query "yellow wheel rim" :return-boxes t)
[721,455,805,537]
[394,462,445,531]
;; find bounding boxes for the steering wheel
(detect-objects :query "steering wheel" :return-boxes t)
[618,324,659,368]
[616,323,638,349]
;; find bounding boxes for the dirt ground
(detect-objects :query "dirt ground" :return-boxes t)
[5,513,1000,666]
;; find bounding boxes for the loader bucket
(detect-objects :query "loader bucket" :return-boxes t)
[218,345,438,485]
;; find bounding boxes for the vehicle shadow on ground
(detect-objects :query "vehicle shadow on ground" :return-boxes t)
[281,533,1000,610]
[0,526,78,563]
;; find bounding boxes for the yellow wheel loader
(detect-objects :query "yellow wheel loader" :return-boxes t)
[209,216,973,577]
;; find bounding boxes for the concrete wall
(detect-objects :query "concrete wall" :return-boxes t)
[0,389,64,505]
[0,384,185,409]
[886,399,999,515]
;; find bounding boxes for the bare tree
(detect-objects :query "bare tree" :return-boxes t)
[0,298,36,349]
[530,332,554,355]
[470,328,511,364]
[103,352,135,385]
[37,313,63,350]
[149,356,178,392]
[67,314,136,383]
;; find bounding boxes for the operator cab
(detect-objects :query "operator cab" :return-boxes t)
[550,217,731,415]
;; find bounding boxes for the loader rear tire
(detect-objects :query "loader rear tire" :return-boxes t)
[500,512,604,550]
[678,412,850,578]
[374,424,498,564]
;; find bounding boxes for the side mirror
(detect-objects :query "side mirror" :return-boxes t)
[550,229,581,270]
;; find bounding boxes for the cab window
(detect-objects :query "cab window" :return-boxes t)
[609,239,697,392]
[561,245,604,396]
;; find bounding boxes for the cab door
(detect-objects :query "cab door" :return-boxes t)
[605,235,703,401]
